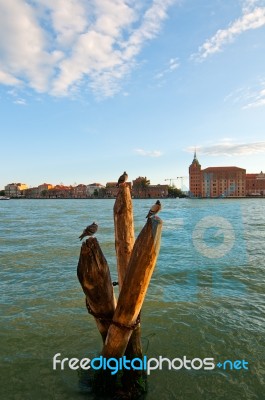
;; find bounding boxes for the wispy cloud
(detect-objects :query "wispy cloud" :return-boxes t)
[224,79,265,109]
[154,57,180,80]
[243,81,265,108]
[0,0,178,98]
[7,88,27,105]
[242,0,263,14]
[192,1,265,61]
[135,148,163,157]
[14,98,27,106]
[187,140,265,156]
[0,70,21,86]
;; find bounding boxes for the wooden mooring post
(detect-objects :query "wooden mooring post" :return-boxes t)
[102,216,162,358]
[114,185,135,288]
[77,184,162,399]
[113,185,143,360]
[77,237,116,342]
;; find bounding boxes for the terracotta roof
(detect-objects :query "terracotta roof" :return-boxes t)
[246,174,258,178]
[203,166,246,172]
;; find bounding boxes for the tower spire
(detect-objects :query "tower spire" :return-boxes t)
[194,147,197,160]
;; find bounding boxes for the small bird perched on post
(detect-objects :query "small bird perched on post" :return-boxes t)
[116,171,128,187]
[146,200,161,218]
[79,222,98,240]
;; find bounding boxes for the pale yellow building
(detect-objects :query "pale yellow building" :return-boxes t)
[4,183,28,197]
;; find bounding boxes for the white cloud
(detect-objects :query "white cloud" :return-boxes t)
[169,58,179,70]
[192,5,265,61]
[224,79,265,109]
[0,0,62,92]
[37,0,90,47]
[135,148,163,157]
[7,88,27,105]
[242,0,264,14]
[14,98,27,106]
[187,140,265,156]
[122,0,176,61]
[0,70,21,86]
[0,0,178,98]
[243,82,265,108]
[154,57,179,80]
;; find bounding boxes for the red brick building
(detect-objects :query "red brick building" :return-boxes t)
[132,177,168,198]
[188,153,264,198]
[48,185,72,198]
[105,178,168,198]
[246,172,265,196]
[189,152,203,197]
[72,184,87,198]
[202,166,246,198]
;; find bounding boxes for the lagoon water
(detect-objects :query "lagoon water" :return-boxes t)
[1,199,265,400]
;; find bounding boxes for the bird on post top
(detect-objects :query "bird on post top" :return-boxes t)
[146,200,161,219]
[116,171,128,187]
[79,222,98,240]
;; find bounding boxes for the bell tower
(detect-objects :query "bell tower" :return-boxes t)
[189,150,202,198]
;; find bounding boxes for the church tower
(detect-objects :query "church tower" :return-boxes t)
[189,150,202,197]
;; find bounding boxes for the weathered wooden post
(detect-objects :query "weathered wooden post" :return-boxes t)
[114,186,142,352]
[103,216,162,358]
[113,185,143,394]
[114,185,135,288]
[77,187,163,398]
[77,237,116,342]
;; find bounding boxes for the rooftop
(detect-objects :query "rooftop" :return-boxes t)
[203,166,246,172]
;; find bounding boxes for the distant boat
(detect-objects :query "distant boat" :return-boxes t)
[0,196,10,200]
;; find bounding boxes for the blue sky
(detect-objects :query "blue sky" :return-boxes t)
[1,0,265,190]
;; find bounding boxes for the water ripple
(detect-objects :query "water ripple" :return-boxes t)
[1,198,265,399]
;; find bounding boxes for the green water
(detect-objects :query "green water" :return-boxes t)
[1,199,265,399]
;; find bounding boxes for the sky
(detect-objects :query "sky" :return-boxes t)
[1,0,265,190]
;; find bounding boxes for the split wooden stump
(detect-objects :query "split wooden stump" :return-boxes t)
[77,185,162,399]
[77,237,116,342]
[103,215,162,358]
[113,185,142,366]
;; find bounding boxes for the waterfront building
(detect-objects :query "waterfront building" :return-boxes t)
[23,184,53,198]
[24,187,39,198]
[4,183,28,197]
[87,183,105,197]
[189,152,202,198]
[48,185,71,198]
[202,166,246,198]
[73,184,87,198]
[246,171,265,196]
[132,177,150,198]
[38,183,53,195]
[132,177,168,198]
[144,184,168,198]
[189,154,246,198]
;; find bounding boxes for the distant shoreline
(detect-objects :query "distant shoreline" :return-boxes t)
[4,196,265,200]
